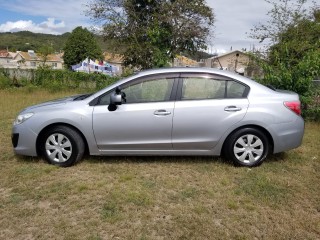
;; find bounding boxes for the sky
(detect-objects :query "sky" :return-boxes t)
[0,0,284,54]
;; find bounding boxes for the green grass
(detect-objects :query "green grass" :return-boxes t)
[0,88,320,239]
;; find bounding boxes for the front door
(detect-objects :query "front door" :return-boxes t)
[92,75,177,152]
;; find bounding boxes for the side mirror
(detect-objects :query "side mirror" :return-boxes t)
[108,87,123,111]
[110,92,122,105]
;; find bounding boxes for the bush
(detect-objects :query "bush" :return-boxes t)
[254,49,320,118]
[28,68,119,91]
[304,86,320,121]
[0,75,12,89]
[1,67,120,93]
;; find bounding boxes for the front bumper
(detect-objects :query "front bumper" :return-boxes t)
[12,124,38,156]
[11,133,19,147]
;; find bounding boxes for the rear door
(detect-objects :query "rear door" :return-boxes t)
[172,73,249,151]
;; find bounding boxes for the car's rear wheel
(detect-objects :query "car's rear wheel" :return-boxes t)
[40,126,85,167]
[223,128,269,167]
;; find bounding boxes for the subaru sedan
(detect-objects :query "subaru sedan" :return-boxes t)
[12,68,304,167]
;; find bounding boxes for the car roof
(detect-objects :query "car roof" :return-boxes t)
[133,67,239,78]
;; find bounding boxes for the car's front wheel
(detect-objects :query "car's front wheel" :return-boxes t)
[223,128,270,167]
[40,126,85,167]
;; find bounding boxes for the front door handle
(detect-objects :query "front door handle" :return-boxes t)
[224,106,242,112]
[154,109,171,116]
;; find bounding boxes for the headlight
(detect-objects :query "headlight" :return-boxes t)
[14,113,34,125]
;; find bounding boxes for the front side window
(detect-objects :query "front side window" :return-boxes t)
[98,77,174,105]
[123,78,174,103]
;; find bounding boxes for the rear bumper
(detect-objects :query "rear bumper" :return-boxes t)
[270,116,304,153]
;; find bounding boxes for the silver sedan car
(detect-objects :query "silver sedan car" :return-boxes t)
[12,68,304,167]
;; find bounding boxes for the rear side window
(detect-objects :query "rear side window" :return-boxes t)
[181,77,248,100]
[182,77,226,100]
[226,81,246,98]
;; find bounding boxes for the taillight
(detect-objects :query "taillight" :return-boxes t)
[284,101,301,115]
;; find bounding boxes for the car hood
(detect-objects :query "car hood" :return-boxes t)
[22,94,87,112]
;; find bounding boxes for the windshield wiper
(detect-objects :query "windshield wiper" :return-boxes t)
[74,94,92,101]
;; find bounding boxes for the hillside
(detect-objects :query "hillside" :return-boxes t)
[0,31,213,61]
[0,31,109,53]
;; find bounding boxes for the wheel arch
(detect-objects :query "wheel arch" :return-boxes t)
[36,123,89,157]
[222,124,274,154]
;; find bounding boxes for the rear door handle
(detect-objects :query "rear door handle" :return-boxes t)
[224,106,242,112]
[154,109,171,116]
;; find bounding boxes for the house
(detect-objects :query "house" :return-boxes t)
[45,52,64,69]
[202,50,251,75]
[0,50,14,67]
[1,50,64,69]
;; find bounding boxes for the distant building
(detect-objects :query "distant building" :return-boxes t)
[0,50,64,69]
[202,50,251,76]
[0,50,14,67]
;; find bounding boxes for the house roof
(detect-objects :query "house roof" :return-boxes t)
[45,53,63,62]
[209,50,248,59]
[0,50,11,58]
[16,51,38,61]
[13,51,63,62]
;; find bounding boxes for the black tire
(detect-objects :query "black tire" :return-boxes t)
[223,128,269,167]
[40,125,85,167]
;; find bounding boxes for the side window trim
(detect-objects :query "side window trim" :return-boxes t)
[176,78,183,101]
[169,77,180,101]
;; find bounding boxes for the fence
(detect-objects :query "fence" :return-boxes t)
[0,68,36,81]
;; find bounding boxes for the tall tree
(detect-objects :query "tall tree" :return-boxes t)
[86,0,214,69]
[37,44,54,67]
[63,26,103,69]
[268,8,320,67]
[250,2,320,106]
[249,0,309,44]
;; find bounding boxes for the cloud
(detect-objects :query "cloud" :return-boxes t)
[206,0,271,53]
[0,0,89,33]
[0,18,66,35]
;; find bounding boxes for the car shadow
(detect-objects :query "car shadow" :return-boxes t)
[265,152,289,163]
[15,153,290,166]
[16,155,43,163]
[15,154,228,166]
[85,155,234,166]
